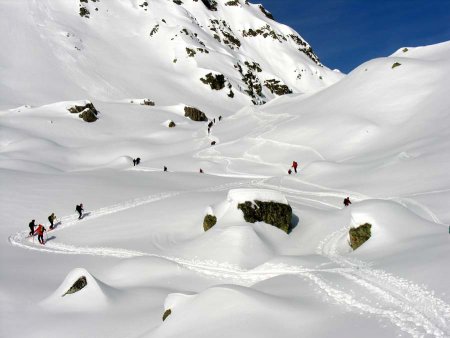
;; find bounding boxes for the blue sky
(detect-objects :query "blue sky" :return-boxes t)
[261,0,450,73]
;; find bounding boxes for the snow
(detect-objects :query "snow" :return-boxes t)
[1,0,450,337]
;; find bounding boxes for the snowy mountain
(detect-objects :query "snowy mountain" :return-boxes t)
[0,0,342,110]
[1,1,450,337]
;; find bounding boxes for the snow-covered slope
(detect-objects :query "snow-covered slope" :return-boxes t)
[0,0,342,110]
[1,1,449,336]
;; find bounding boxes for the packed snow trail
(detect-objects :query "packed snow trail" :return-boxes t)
[8,178,450,337]
[318,227,450,338]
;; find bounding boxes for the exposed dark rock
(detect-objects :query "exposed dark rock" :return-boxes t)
[237,201,292,233]
[162,309,172,321]
[201,0,217,11]
[62,276,87,297]
[79,7,90,18]
[168,121,176,128]
[225,0,239,5]
[200,73,226,90]
[258,4,274,20]
[68,102,99,123]
[203,214,217,231]
[264,79,292,96]
[349,223,372,250]
[186,47,197,57]
[184,106,208,122]
[392,62,402,69]
[142,99,155,106]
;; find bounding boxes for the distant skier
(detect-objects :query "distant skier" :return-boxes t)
[213,118,216,124]
[76,203,84,220]
[28,219,36,237]
[133,158,136,166]
[344,197,352,207]
[211,141,216,146]
[35,224,46,245]
[48,213,56,229]
[292,161,298,173]
[136,157,141,166]
[218,115,222,121]
[164,166,168,172]
[288,169,292,175]
[208,127,210,134]
[208,121,213,129]
[199,168,204,174]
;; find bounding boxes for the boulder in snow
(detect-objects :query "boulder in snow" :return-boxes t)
[237,201,292,234]
[162,309,172,321]
[67,101,98,122]
[349,223,372,250]
[203,214,217,231]
[184,106,208,122]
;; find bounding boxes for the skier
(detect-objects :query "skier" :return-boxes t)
[208,127,210,134]
[164,166,168,172]
[344,197,352,207]
[28,219,36,236]
[219,115,222,121]
[288,169,292,175]
[76,203,84,219]
[35,224,46,245]
[199,168,204,174]
[136,157,141,166]
[133,158,136,166]
[292,161,298,173]
[211,141,216,146]
[48,213,56,229]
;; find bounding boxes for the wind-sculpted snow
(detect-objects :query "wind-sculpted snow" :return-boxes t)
[8,178,450,337]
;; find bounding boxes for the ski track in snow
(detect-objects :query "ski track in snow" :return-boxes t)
[8,178,450,337]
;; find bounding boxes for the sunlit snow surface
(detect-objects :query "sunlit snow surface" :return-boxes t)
[1,0,450,337]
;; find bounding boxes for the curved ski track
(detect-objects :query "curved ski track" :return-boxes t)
[8,179,450,337]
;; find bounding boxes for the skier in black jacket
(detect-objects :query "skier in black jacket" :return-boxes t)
[76,203,84,219]
[28,219,36,236]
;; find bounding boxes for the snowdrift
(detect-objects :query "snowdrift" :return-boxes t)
[40,268,119,312]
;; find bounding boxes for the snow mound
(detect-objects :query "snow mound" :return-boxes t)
[166,224,277,269]
[40,268,118,312]
[228,189,288,204]
[152,285,310,338]
[207,188,289,222]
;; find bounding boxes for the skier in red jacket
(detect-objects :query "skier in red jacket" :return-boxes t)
[35,224,46,245]
[292,161,298,173]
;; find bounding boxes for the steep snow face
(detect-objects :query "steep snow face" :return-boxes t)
[0,0,342,110]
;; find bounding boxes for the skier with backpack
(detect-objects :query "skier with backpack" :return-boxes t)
[48,213,56,229]
[292,161,298,173]
[343,197,352,207]
[28,219,36,237]
[35,224,46,245]
[76,203,84,219]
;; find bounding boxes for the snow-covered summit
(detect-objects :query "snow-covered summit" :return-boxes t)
[0,0,342,110]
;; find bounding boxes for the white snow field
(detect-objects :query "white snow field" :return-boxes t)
[1,0,450,337]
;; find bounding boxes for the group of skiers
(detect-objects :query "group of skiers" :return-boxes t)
[27,204,84,245]
[207,116,222,135]
[132,157,141,166]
